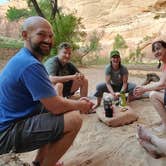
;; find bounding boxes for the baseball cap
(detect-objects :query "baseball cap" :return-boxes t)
[110,50,120,57]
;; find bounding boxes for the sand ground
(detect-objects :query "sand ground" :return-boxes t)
[16,65,166,166]
[1,60,166,165]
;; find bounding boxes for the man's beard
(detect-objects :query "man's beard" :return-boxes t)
[30,40,52,57]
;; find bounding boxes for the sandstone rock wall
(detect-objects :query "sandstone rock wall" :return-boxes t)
[0,0,166,61]
[59,0,166,61]
[0,0,26,38]
[59,0,166,44]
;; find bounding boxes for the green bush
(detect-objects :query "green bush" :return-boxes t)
[0,36,23,48]
[70,30,103,66]
[125,46,144,63]
[113,34,128,50]
[5,1,103,66]
[6,7,31,21]
[143,35,152,41]
[5,1,87,55]
[50,12,86,56]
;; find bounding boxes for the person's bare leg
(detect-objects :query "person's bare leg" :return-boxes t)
[34,111,82,166]
[92,97,102,109]
[54,161,64,166]
[33,143,64,166]
[33,146,48,165]
[137,125,153,142]
[137,126,164,158]
[138,138,164,159]
[55,83,64,96]
[149,91,166,133]
[80,78,88,97]
[152,137,166,156]
[127,92,142,103]
[70,78,88,97]
[137,125,166,156]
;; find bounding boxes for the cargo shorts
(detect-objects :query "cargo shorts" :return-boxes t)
[0,109,64,155]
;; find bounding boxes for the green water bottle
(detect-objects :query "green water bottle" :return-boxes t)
[120,90,127,107]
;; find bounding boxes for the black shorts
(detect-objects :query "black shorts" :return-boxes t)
[63,80,74,97]
[0,109,64,155]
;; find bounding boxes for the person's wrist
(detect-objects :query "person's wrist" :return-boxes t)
[111,92,115,96]
[78,100,88,113]
[72,74,76,80]
[143,87,147,93]
[78,100,86,108]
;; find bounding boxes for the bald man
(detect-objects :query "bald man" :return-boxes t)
[0,16,93,166]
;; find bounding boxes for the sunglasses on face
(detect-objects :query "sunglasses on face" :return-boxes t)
[153,43,163,52]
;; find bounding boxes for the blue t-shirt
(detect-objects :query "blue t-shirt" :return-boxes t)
[0,48,56,132]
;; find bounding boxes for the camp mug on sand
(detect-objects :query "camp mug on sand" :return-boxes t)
[103,96,113,118]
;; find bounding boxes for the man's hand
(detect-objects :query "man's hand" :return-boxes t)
[79,97,94,114]
[134,86,146,96]
[112,92,120,100]
[79,73,85,80]
[73,72,85,81]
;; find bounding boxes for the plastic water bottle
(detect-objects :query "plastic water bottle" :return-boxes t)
[120,90,127,107]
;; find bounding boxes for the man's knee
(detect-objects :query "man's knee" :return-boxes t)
[77,77,88,87]
[64,111,82,133]
[96,83,103,91]
[94,83,106,97]
[55,83,64,96]
[69,111,82,131]
[128,82,136,92]
[83,77,88,86]
[56,82,63,89]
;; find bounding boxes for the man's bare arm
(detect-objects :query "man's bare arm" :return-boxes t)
[134,72,166,96]
[105,75,114,94]
[49,75,76,84]
[49,72,85,84]
[40,95,92,114]
[143,72,166,91]
[121,74,128,92]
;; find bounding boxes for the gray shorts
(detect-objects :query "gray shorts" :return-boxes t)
[0,109,64,155]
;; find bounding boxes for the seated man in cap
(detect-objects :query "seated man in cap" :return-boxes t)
[44,42,88,98]
[93,50,136,109]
